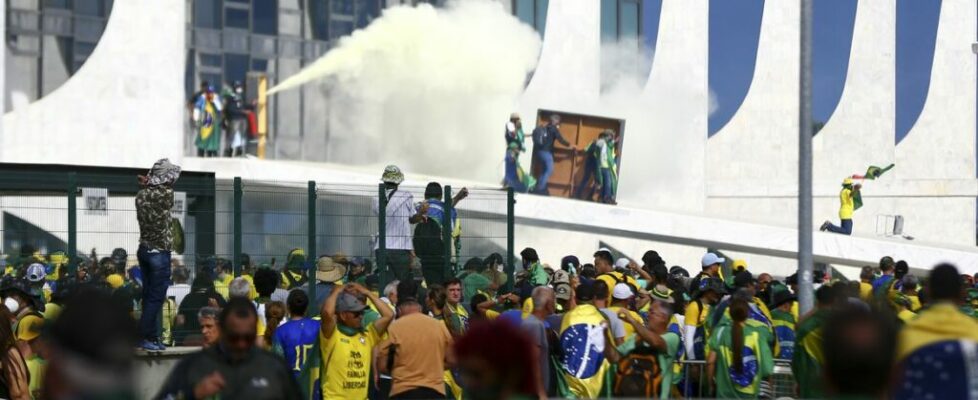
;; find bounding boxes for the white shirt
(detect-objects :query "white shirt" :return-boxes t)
[166,283,191,309]
[372,189,416,251]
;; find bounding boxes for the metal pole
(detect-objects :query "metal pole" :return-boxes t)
[67,172,77,275]
[307,180,317,316]
[378,184,389,291]
[443,186,453,282]
[233,177,242,277]
[798,0,815,314]
[506,187,515,293]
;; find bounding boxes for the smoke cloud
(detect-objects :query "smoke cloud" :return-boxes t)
[269,1,542,182]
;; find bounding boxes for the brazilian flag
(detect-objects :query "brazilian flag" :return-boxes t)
[559,304,612,398]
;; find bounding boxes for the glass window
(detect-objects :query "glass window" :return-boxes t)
[74,0,105,16]
[514,0,534,27]
[252,58,268,72]
[224,53,250,85]
[619,1,640,40]
[43,0,70,9]
[332,0,354,16]
[201,73,223,89]
[330,20,354,38]
[200,53,222,67]
[535,0,549,33]
[600,0,618,42]
[225,8,250,29]
[357,0,381,28]
[252,0,278,35]
[309,0,330,40]
[194,0,222,29]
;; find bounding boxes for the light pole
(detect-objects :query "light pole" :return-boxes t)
[797,0,815,314]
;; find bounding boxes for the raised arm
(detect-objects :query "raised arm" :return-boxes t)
[619,312,666,352]
[320,284,344,339]
[350,282,394,334]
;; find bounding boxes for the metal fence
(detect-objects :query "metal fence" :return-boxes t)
[676,359,795,399]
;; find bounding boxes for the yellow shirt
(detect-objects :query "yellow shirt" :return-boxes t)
[897,309,917,323]
[839,188,854,219]
[214,275,232,300]
[896,303,978,361]
[908,295,922,312]
[42,303,62,321]
[596,272,639,304]
[684,301,709,328]
[859,282,873,302]
[26,356,44,400]
[241,274,259,300]
[608,306,643,339]
[321,324,381,399]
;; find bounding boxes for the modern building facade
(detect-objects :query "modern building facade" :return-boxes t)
[0,0,975,274]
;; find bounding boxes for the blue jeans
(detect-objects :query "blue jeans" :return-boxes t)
[137,244,172,341]
[826,219,853,235]
[599,168,614,201]
[535,151,554,194]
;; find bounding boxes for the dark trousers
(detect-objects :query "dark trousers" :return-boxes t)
[137,244,172,341]
[573,159,597,200]
[391,387,445,399]
[826,219,853,235]
[599,167,614,201]
[378,249,413,283]
[420,256,447,287]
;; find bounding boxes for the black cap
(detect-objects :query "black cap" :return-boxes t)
[770,289,797,309]
[696,277,727,297]
[561,256,581,272]
[464,257,484,271]
[669,266,689,278]
[520,248,539,263]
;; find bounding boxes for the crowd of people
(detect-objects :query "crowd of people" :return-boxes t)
[2,158,977,399]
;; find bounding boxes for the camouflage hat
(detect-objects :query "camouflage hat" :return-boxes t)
[381,165,404,185]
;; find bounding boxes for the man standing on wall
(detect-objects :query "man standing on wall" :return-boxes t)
[820,177,860,235]
[531,114,574,195]
[135,158,180,351]
[373,165,428,282]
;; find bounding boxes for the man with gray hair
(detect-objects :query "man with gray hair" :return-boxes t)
[197,306,221,348]
[381,280,400,315]
[228,277,252,299]
[136,158,180,352]
[522,286,555,397]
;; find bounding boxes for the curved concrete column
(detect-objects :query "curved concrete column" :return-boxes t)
[517,0,601,126]
[1,1,185,168]
[707,0,800,186]
[895,0,976,180]
[813,0,895,184]
[616,0,708,212]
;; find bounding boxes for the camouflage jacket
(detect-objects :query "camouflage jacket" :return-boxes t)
[136,185,174,251]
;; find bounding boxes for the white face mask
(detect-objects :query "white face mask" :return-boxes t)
[4,297,19,314]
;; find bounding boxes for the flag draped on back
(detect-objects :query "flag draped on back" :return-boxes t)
[559,304,611,399]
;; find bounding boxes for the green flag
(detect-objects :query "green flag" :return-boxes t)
[861,163,895,180]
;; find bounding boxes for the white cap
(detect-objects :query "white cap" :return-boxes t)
[612,283,634,300]
[701,252,725,268]
[614,258,631,269]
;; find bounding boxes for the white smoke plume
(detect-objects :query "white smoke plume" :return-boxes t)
[268,0,542,181]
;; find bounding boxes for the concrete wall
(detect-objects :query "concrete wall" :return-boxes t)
[2,0,186,169]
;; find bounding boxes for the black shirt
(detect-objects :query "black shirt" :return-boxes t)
[156,345,302,400]
[532,124,570,153]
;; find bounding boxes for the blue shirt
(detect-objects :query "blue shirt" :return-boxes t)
[273,318,321,378]
[419,199,458,229]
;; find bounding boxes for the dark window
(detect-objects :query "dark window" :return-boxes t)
[514,0,534,27]
[309,0,330,40]
[535,0,549,33]
[330,20,354,38]
[251,58,268,72]
[200,53,223,66]
[194,0,222,29]
[74,0,106,17]
[332,0,354,15]
[224,53,250,84]
[225,7,250,29]
[43,0,70,9]
[600,0,618,42]
[357,0,380,28]
[201,73,223,90]
[252,0,278,35]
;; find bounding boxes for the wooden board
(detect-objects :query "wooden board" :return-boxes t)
[529,110,624,201]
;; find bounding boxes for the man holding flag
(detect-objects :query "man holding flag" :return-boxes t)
[820,177,861,235]
[558,281,620,398]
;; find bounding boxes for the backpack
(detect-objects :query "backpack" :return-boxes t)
[413,218,444,258]
[614,347,663,397]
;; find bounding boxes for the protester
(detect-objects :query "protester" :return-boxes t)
[459,257,492,303]
[822,306,897,399]
[593,129,619,204]
[175,272,226,346]
[262,301,286,349]
[820,177,861,235]
[320,282,393,399]
[522,286,555,397]
[531,114,574,195]
[377,280,455,399]
[166,267,191,309]
[157,297,302,399]
[413,182,467,286]
[192,86,222,157]
[273,290,320,381]
[792,285,834,399]
[894,264,978,399]
[15,314,44,400]
[706,297,774,398]
[504,112,536,192]
[690,252,724,297]
[280,248,309,290]
[519,248,550,287]
[373,165,427,282]
[133,159,181,352]
[769,289,797,360]
[593,250,638,303]
[614,296,681,399]
[901,274,921,311]
[455,319,541,400]
[222,81,250,157]
[684,277,725,362]
[197,306,221,348]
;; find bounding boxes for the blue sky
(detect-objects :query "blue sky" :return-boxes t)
[637,0,944,142]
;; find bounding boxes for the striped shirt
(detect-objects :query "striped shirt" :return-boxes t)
[373,189,416,251]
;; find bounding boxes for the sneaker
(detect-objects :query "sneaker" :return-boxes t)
[155,340,168,351]
[140,340,164,352]
[819,221,831,232]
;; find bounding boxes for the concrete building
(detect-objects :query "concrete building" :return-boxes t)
[1,0,976,276]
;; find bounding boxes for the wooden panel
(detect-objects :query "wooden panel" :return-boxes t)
[530,110,624,201]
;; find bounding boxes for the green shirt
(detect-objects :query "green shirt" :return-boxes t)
[793,309,829,399]
[708,323,774,399]
[616,331,681,399]
[462,271,492,302]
